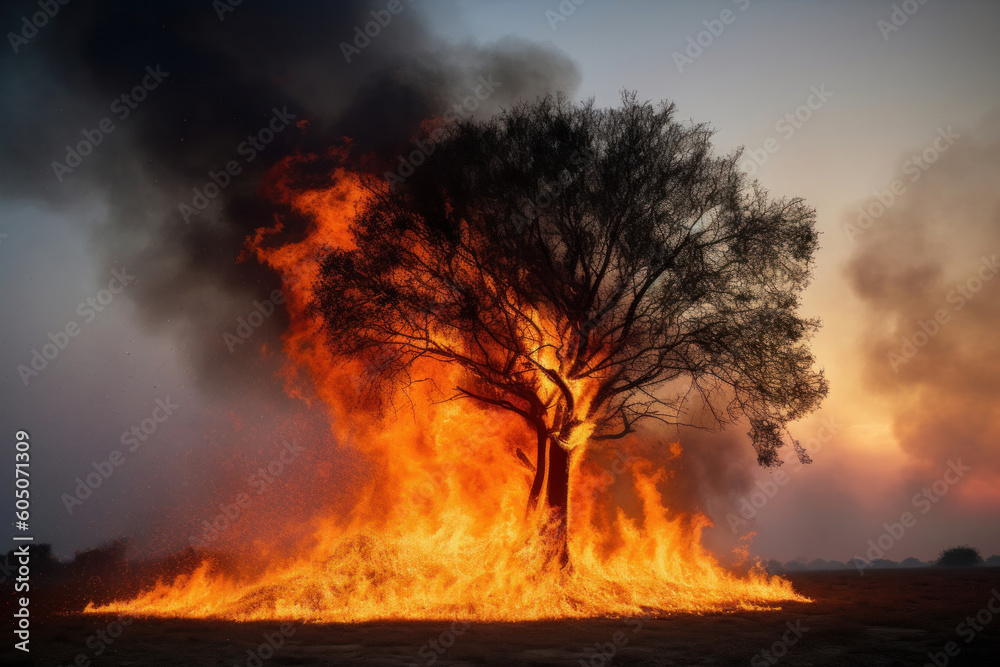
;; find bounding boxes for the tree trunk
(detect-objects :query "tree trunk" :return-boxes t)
[545,435,570,569]
[525,421,571,568]
[527,422,548,512]
[545,436,569,521]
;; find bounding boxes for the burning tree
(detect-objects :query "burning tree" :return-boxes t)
[314,93,827,563]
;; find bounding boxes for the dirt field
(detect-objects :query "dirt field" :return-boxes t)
[6,568,999,666]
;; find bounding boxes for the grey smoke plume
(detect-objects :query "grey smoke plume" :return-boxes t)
[846,112,1000,482]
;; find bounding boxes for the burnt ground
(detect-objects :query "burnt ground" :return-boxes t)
[4,568,999,666]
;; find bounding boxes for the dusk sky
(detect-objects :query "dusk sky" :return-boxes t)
[2,0,999,567]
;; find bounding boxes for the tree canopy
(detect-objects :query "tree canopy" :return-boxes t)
[314,92,827,523]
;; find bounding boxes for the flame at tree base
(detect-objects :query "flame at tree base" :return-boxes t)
[86,164,810,622]
[86,397,808,622]
[87,506,808,622]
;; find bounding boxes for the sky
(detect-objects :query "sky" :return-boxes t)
[1,0,999,565]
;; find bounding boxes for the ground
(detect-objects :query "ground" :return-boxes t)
[5,568,999,666]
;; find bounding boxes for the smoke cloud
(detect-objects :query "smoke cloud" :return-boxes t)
[0,0,580,395]
[846,112,1000,488]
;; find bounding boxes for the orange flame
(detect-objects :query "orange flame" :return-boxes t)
[87,161,808,621]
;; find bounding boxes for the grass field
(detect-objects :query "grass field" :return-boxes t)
[5,568,999,666]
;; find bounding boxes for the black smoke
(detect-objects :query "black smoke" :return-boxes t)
[0,0,580,395]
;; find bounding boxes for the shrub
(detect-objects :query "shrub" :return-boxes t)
[934,545,984,568]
